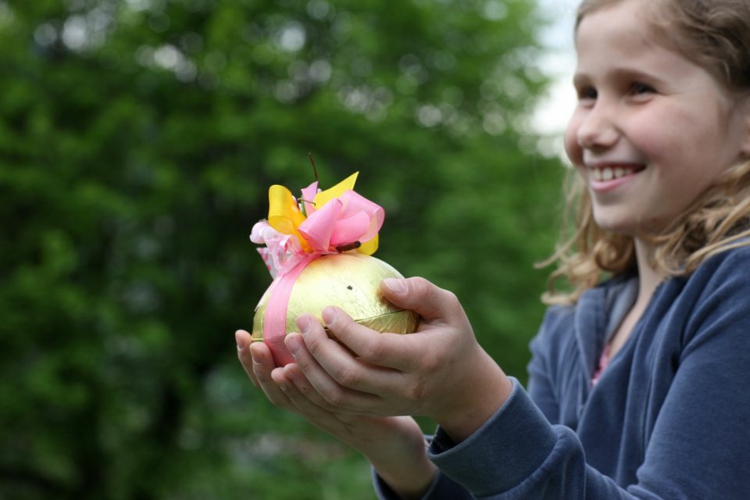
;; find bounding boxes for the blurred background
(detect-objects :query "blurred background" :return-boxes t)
[0,0,578,498]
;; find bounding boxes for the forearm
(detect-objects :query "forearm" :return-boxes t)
[363,435,437,500]
[339,417,437,500]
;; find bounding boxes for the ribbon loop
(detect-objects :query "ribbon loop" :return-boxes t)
[251,172,384,278]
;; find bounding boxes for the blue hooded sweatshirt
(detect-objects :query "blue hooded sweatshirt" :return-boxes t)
[376,245,750,499]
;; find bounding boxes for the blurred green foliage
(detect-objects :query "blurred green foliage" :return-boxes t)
[0,0,566,498]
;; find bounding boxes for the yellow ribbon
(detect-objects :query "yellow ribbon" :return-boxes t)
[266,172,378,255]
[267,185,310,251]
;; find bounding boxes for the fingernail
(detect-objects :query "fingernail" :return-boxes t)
[297,316,311,334]
[286,334,301,356]
[383,278,406,295]
[235,330,247,351]
[250,348,261,365]
[322,307,337,326]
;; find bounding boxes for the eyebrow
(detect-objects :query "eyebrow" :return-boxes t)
[572,67,668,87]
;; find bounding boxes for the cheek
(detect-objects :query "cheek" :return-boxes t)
[629,105,709,166]
[563,117,583,165]
[626,116,686,168]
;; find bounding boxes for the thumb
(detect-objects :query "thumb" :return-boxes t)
[381,277,464,323]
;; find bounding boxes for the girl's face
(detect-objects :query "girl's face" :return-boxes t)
[564,0,750,238]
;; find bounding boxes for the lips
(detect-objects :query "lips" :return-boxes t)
[589,163,645,182]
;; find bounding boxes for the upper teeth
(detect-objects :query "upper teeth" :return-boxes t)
[592,167,631,182]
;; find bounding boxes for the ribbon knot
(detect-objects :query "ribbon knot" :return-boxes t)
[251,172,384,278]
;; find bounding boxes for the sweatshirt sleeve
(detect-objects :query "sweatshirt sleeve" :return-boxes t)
[372,380,582,500]
[425,378,590,498]
[410,250,750,499]
[422,379,651,499]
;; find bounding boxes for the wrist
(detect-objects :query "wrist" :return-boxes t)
[368,439,436,500]
[375,461,437,500]
[356,420,437,500]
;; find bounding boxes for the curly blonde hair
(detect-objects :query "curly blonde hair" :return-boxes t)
[542,0,750,305]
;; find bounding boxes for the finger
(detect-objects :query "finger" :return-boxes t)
[236,330,259,388]
[246,339,295,408]
[318,307,418,372]
[275,364,381,439]
[297,315,413,400]
[280,362,337,413]
[381,277,466,324]
[289,326,385,412]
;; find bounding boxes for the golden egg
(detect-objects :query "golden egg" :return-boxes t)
[253,253,419,364]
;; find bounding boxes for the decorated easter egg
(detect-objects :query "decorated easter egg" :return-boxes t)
[250,169,418,366]
[252,252,419,366]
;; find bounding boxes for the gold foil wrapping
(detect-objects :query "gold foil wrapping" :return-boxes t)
[253,253,419,341]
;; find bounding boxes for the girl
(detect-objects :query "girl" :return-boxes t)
[236,0,750,497]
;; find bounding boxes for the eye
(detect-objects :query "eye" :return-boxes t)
[629,82,655,96]
[576,86,597,102]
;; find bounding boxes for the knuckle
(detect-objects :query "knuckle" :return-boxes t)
[442,288,459,304]
[303,335,324,356]
[271,397,293,410]
[312,394,337,412]
[292,349,311,370]
[437,288,461,313]
[333,365,361,388]
[261,384,285,407]
[294,379,311,396]
[409,276,430,289]
[323,389,347,408]
[407,378,427,402]
[361,337,388,363]
[422,347,443,371]
[254,370,272,386]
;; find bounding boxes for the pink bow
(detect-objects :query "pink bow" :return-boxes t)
[251,188,384,278]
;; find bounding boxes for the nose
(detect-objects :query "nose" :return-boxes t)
[576,100,619,150]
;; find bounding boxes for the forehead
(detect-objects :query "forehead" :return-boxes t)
[573,0,697,79]
[573,2,738,111]
[576,1,659,53]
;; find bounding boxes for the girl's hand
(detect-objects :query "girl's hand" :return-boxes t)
[289,277,513,443]
[236,330,437,499]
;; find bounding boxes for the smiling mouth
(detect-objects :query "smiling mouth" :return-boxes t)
[590,165,645,182]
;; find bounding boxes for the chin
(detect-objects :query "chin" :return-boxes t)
[592,214,639,236]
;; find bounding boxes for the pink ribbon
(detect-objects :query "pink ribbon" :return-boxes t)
[262,256,315,366]
[298,191,384,253]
